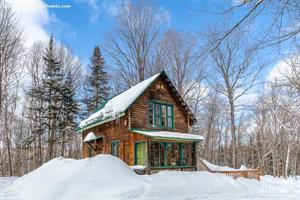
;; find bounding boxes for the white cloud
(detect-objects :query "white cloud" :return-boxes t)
[6,0,50,48]
[267,59,292,83]
[264,54,300,94]
[100,0,124,17]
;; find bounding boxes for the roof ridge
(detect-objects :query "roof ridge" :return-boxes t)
[90,72,164,115]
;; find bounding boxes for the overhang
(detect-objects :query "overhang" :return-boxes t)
[131,129,204,142]
[83,132,103,143]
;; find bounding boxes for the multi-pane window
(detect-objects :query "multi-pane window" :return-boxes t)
[149,142,196,167]
[167,143,180,166]
[150,142,164,167]
[148,101,173,128]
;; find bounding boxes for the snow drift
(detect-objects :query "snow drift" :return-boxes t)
[2,155,300,200]
[4,155,144,200]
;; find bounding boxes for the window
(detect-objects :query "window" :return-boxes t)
[166,143,180,166]
[148,142,196,168]
[148,103,154,125]
[111,141,119,157]
[150,142,164,167]
[135,142,146,165]
[148,101,173,128]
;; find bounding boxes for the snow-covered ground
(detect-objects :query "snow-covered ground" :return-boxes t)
[0,155,299,200]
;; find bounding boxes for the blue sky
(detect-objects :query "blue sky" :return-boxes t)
[8,0,287,84]
[41,0,232,65]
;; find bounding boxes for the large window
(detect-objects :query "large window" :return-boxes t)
[148,101,173,128]
[149,142,195,168]
[181,143,194,166]
[149,142,164,167]
[111,141,119,157]
[167,143,180,166]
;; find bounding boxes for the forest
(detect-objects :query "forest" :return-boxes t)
[0,0,300,178]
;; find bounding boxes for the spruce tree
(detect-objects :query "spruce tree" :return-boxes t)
[60,69,79,156]
[27,84,45,166]
[84,46,110,115]
[42,36,63,159]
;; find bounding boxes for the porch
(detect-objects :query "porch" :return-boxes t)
[131,129,204,174]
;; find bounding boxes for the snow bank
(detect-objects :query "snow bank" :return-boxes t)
[4,155,144,200]
[139,171,300,200]
[0,177,17,193]
[2,155,300,199]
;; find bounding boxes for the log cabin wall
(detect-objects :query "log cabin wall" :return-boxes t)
[82,113,130,163]
[130,76,191,132]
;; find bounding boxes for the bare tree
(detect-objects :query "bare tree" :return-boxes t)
[207,27,263,168]
[153,30,206,98]
[204,0,300,50]
[0,1,24,176]
[106,1,165,88]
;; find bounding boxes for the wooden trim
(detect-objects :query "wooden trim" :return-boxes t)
[128,108,131,129]
[147,138,150,169]
[78,112,126,132]
[187,113,190,131]
[134,141,147,165]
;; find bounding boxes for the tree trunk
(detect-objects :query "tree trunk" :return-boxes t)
[229,95,237,168]
[61,130,65,157]
[284,143,291,178]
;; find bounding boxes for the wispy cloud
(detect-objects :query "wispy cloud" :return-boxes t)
[76,0,171,25]
[76,0,102,22]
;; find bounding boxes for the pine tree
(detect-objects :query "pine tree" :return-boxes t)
[83,46,110,115]
[27,84,45,166]
[42,36,63,160]
[60,69,79,156]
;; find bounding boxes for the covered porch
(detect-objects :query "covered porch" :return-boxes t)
[131,129,204,174]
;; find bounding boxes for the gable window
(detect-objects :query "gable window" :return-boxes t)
[148,101,173,128]
[111,141,119,157]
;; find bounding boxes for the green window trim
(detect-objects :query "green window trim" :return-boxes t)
[111,141,120,157]
[148,100,174,129]
[134,142,146,165]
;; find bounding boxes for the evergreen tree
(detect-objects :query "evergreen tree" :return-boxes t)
[42,36,63,160]
[60,69,79,156]
[83,46,110,115]
[27,84,46,166]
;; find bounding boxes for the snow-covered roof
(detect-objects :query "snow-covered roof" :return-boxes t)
[202,159,250,172]
[83,132,102,142]
[79,73,161,129]
[132,129,204,141]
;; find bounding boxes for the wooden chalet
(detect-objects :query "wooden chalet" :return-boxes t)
[77,71,204,173]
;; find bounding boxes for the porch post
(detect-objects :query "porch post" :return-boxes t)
[147,138,150,174]
[193,142,197,171]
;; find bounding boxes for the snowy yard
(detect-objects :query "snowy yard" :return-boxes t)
[0,155,299,200]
